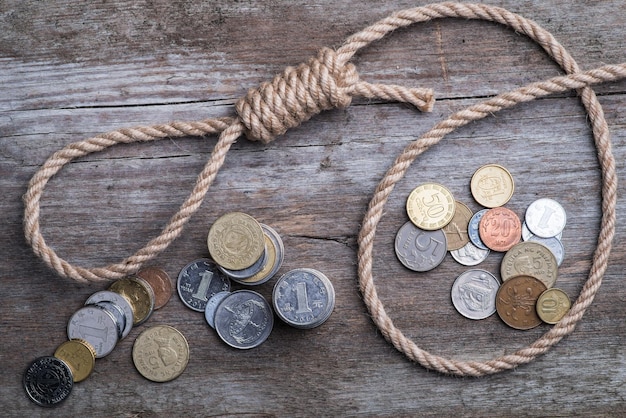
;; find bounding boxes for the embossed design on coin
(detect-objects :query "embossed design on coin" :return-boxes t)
[525,198,567,238]
[451,269,499,320]
[109,277,155,325]
[536,288,571,324]
[496,275,547,330]
[136,267,173,310]
[54,339,96,383]
[92,300,126,339]
[394,221,447,272]
[443,201,473,251]
[23,356,73,407]
[273,268,335,329]
[85,290,134,338]
[207,212,265,270]
[241,224,285,285]
[450,241,490,266]
[470,164,515,208]
[205,291,231,329]
[214,290,273,349]
[528,235,565,266]
[468,208,489,250]
[177,259,231,312]
[218,244,267,280]
[500,241,558,288]
[406,183,455,230]
[479,207,521,252]
[67,305,119,358]
[132,325,190,382]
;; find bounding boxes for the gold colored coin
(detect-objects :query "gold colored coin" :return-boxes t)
[109,277,155,326]
[536,288,571,324]
[496,275,546,330]
[470,164,515,208]
[406,183,455,231]
[242,233,276,284]
[132,325,189,382]
[54,339,96,383]
[207,212,265,270]
[500,241,558,288]
[443,201,473,251]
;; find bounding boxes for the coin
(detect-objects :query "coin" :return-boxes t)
[136,266,173,310]
[241,224,285,286]
[450,269,499,320]
[500,241,558,288]
[450,241,490,266]
[207,212,265,270]
[92,300,127,339]
[496,275,547,330]
[109,277,155,325]
[394,221,447,272]
[406,183,455,230]
[478,207,521,252]
[67,305,119,358]
[85,290,134,339]
[53,339,96,383]
[536,288,571,324]
[443,201,473,251]
[205,291,231,329]
[468,208,489,250]
[528,235,565,266]
[522,221,562,241]
[218,244,268,280]
[177,259,231,312]
[23,356,73,407]
[470,164,515,208]
[132,325,190,382]
[214,290,274,349]
[525,198,567,238]
[273,268,336,329]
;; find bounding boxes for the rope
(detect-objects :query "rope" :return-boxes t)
[22,2,626,375]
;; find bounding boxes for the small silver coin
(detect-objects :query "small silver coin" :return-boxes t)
[525,198,567,238]
[177,259,231,312]
[218,244,268,281]
[85,290,134,339]
[522,221,562,241]
[468,208,489,250]
[273,268,335,329]
[214,290,274,349]
[67,305,119,358]
[204,291,231,329]
[394,221,447,272]
[23,356,73,407]
[450,241,490,266]
[451,269,499,320]
[91,301,126,339]
[528,235,565,266]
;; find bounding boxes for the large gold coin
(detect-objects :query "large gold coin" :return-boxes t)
[406,183,455,231]
[207,212,265,270]
[500,241,558,288]
[443,201,473,251]
[536,288,571,324]
[109,277,155,325]
[132,325,189,382]
[470,164,515,208]
[54,339,96,383]
[496,275,546,330]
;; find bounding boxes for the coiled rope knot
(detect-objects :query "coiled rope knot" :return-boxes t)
[235,47,435,143]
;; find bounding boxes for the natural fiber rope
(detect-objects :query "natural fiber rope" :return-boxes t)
[23,2,626,375]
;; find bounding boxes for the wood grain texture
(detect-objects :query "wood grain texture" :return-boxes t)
[2,0,626,416]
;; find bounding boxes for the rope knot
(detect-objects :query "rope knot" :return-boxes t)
[235,47,358,144]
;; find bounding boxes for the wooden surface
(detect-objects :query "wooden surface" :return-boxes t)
[2,1,626,416]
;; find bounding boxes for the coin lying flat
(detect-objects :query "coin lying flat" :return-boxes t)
[479,207,521,252]
[394,221,447,272]
[23,356,73,407]
[450,241,490,266]
[214,290,274,349]
[241,224,285,286]
[406,183,455,230]
[207,212,265,270]
[85,290,134,339]
[132,325,189,382]
[522,220,562,241]
[109,277,155,326]
[443,201,473,251]
[496,275,546,330]
[500,241,558,288]
[177,259,231,312]
[136,267,173,310]
[205,291,231,329]
[536,288,571,324]
[525,198,567,238]
[218,244,267,280]
[67,305,119,358]
[528,235,565,266]
[468,208,489,250]
[54,339,96,383]
[451,269,499,320]
[470,164,515,208]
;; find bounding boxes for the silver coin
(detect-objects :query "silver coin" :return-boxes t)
[23,356,73,407]
[273,268,335,329]
[177,259,231,312]
[450,241,490,266]
[67,305,119,358]
[239,224,285,286]
[525,198,567,238]
[218,244,268,280]
[522,221,562,241]
[204,291,231,329]
[91,301,126,339]
[214,290,273,349]
[85,290,134,339]
[394,221,447,272]
[528,235,565,266]
[468,209,489,250]
[451,269,499,320]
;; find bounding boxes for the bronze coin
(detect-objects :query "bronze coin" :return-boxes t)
[479,207,521,252]
[536,288,571,324]
[496,275,547,330]
[136,267,173,310]
[500,241,558,288]
[443,201,473,251]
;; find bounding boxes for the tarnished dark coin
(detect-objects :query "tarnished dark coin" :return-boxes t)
[177,259,231,312]
[496,275,547,330]
[394,221,447,272]
[214,290,273,349]
[136,266,173,310]
[23,356,73,407]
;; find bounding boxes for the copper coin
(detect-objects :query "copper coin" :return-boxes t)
[478,207,521,252]
[443,201,473,251]
[137,267,173,310]
[496,275,547,330]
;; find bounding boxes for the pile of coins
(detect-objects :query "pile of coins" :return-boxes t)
[396,164,571,330]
